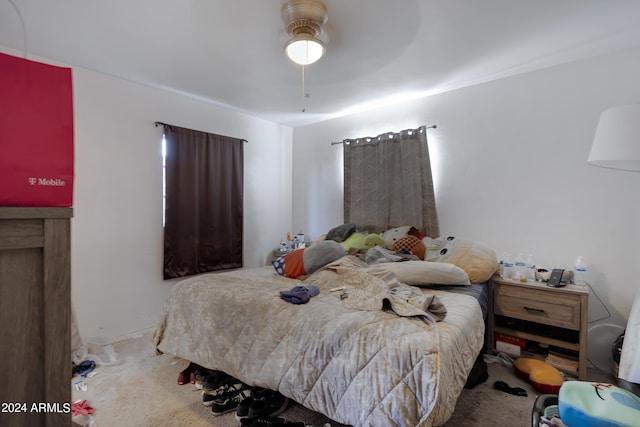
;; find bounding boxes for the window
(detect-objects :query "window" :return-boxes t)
[160,124,244,279]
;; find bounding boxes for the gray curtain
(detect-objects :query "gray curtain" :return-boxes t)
[163,124,244,279]
[343,125,439,237]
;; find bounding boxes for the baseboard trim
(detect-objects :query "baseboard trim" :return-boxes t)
[111,327,155,343]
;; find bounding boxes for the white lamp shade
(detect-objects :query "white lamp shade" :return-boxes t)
[588,104,640,171]
[285,37,325,65]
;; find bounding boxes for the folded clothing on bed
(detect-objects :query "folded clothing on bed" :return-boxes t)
[280,285,320,304]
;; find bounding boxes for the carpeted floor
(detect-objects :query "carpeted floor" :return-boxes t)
[71,333,614,427]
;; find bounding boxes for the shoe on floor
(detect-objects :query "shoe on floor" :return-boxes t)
[211,384,252,416]
[177,362,197,385]
[203,371,235,391]
[202,372,239,406]
[239,416,287,426]
[203,378,244,406]
[493,380,527,396]
[194,367,216,389]
[187,363,205,385]
[247,390,289,418]
[236,387,272,420]
[235,396,255,420]
[240,416,306,427]
[204,379,246,407]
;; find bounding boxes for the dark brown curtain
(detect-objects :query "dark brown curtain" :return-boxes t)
[163,124,243,279]
[343,125,439,237]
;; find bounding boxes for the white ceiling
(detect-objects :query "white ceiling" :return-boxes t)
[2,0,640,127]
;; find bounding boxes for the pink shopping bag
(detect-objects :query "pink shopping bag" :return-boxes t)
[0,52,74,206]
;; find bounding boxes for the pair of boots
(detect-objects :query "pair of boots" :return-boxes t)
[177,361,202,385]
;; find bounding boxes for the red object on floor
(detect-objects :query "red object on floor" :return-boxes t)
[178,362,196,385]
[0,52,74,207]
[71,400,94,415]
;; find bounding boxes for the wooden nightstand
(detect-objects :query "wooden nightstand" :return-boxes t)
[488,275,589,380]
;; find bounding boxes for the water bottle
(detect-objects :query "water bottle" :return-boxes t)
[525,254,536,281]
[501,253,514,280]
[514,253,526,281]
[574,256,588,286]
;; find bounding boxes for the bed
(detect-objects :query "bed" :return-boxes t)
[153,252,490,427]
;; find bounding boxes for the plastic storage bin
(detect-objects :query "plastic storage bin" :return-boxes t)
[86,337,118,366]
[532,394,559,427]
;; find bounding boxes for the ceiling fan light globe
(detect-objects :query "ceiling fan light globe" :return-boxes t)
[285,38,325,65]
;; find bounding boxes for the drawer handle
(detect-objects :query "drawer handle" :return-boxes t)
[524,306,545,314]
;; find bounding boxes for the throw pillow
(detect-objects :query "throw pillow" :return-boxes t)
[368,260,470,286]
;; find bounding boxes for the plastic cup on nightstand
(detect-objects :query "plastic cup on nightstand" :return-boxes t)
[574,256,588,286]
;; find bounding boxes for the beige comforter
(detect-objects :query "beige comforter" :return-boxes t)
[153,256,484,426]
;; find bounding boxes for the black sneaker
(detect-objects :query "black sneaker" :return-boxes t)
[235,396,255,420]
[202,373,239,406]
[240,417,305,427]
[236,387,271,420]
[211,384,252,416]
[202,371,233,391]
[194,367,215,389]
[239,416,287,427]
[247,390,288,418]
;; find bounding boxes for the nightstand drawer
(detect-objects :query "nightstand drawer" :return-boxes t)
[494,285,581,330]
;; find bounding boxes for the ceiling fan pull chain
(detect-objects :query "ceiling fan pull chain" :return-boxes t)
[302,65,307,112]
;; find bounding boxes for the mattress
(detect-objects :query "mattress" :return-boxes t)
[154,257,485,426]
[429,283,489,320]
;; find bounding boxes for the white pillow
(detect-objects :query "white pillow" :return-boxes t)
[369,260,471,286]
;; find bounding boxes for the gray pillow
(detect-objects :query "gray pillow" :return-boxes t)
[302,240,346,274]
[325,223,356,243]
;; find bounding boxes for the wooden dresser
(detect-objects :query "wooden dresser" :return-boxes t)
[0,207,72,427]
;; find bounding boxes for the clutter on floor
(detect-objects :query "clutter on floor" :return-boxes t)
[70,336,119,427]
[493,380,528,397]
[176,362,331,426]
[69,333,616,426]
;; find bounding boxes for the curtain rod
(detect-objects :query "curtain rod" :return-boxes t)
[330,124,437,146]
[154,121,248,143]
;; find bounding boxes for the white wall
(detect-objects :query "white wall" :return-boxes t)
[292,45,640,329]
[1,46,294,341]
[71,69,293,340]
